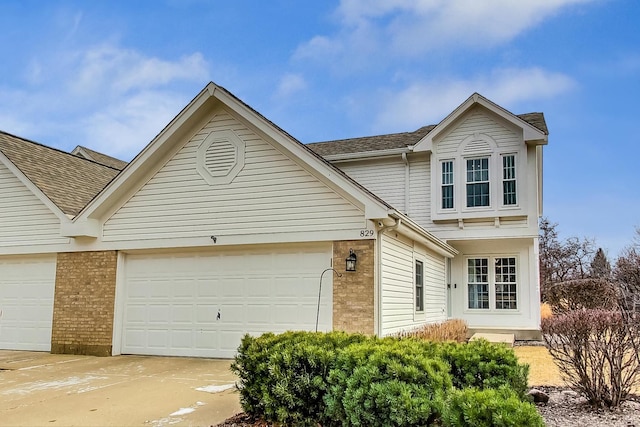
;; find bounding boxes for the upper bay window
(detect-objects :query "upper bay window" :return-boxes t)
[466,157,489,207]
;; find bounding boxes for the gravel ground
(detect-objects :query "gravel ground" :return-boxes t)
[535,386,640,427]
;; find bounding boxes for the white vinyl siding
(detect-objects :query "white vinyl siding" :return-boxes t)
[0,255,56,351]
[380,233,447,335]
[408,156,430,226]
[119,244,331,358]
[0,163,67,246]
[437,110,521,156]
[338,158,406,211]
[104,111,365,241]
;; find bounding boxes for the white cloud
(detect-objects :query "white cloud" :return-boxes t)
[374,67,575,130]
[71,45,208,96]
[0,43,210,160]
[76,90,189,160]
[296,0,598,65]
[274,73,307,99]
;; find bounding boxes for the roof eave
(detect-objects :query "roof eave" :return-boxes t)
[388,210,458,258]
[323,146,413,162]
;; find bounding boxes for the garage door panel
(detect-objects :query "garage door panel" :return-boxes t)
[121,245,332,357]
[171,305,194,323]
[0,255,56,352]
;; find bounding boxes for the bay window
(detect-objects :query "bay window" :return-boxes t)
[467,256,518,310]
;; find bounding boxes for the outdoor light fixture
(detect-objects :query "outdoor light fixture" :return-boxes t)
[345,249,357,272]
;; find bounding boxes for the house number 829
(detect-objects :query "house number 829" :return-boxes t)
[360,229,375,237]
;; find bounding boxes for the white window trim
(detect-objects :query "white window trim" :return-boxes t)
[464,156,492,210]
[439,159,456,212]
[500,153,519,208]
[414,258,425,317]
[464,255,520,313]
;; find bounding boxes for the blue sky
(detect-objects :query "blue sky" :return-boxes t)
[0,0,638,258]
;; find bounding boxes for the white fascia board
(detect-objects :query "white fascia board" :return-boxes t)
[389,211,458,258]
[213,88,392,220]
[414,93,547,152]
[0,151,71,225]
[323,147,412,162]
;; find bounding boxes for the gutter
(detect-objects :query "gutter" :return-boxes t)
[324,147,411,162]
[389,211,458,258]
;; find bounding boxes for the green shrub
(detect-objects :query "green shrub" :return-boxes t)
[441,386,544,427]
[437,339,529,398]
[231,331,366,425]
[232,332,532,426]
[324,338,451,426]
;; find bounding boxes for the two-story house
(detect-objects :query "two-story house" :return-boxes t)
[0,83,545,358]
[309,93,547,339]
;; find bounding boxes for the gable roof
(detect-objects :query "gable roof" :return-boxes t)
[0,131,121,216]
[72,145,128,170]
[307,110,547,158]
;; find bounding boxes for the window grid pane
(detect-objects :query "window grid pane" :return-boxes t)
[495,257,517,309]
[502,155,517,205]
[466,158,489,207]
[468,258,489,309]
[416,260,424,311]
[441,161,454,209]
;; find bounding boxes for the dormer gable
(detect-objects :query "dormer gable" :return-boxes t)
[414,93,547,153]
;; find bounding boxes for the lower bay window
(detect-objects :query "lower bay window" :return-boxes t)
[467,256,517,310]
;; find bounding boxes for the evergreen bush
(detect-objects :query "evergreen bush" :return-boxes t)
[441,386,545,427]
[437,339,529,398]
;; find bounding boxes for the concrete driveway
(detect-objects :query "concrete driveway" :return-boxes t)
[0,350,242,426]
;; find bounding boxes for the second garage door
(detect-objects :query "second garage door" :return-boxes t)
[0,255,56,351]
[120,244,333,358]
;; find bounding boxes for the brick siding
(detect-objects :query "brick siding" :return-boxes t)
[51,251,117,356]
[333,240,375,334]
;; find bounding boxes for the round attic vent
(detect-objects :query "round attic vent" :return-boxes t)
[196,130,245,185]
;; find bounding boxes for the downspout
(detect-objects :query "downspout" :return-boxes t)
[376,218,400,336]
[402,153,410,215]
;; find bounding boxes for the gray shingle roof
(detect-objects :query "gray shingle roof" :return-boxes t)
[0,131,120,216]
[72,146,128,170]
[307,113,547,157]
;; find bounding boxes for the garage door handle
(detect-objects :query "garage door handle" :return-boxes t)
[217,309,221,320]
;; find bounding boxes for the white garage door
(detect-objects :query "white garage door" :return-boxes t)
[0,255,56,351]
[121,244,333,358]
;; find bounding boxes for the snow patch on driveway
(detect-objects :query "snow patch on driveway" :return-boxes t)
[196,383,235,393]
[1,375,108,395]
[150,402,205,426]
